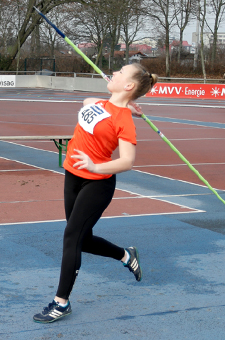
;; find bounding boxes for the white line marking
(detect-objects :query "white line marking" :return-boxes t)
[0,99,82,103]
[113,193,214,199]
[0,147,216,223]
[150,196,200,210]
[137,138,225,142]
[0,193,212,204]
[0,199,63,204]
[134,114,225,129]
[1,98,224,109]
[0,140,65,159]
[0,193,215,205]
[114,187,202,211]
[0,120,72,127]
[0,169,39,172]
[148,120,225,130]
[133,169,225,192]
[0,209,205,226]
[139,193,216,198]
[133,162,225,167]
[138,102,225,109]
[154,115,225,126]
[0,156,63,175]
[124,189,201,210]
[0,219,66,226]
[102,210,205,218]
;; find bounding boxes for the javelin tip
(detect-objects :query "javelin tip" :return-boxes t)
[33,6,40,13]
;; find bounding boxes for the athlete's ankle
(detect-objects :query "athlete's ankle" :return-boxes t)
[121,249,130,264]
[54,296,68,306]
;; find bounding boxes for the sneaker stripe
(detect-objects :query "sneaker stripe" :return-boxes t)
[131,259,139,271]
[49,310,63,317]
[53,309,63,315]
[33,300,72,323]
[49,314,60,319]
[124,247,142,282]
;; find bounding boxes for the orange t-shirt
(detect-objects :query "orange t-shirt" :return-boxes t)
[63,100,137,180]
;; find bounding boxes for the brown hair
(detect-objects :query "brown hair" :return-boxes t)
[130,63,158,100]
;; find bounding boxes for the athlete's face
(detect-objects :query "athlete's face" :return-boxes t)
[107,64,137,93]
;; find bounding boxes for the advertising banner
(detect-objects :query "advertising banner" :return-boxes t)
[146,83,225,100]
[0,75,16,87]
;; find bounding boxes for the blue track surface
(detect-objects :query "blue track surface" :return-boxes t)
[1,213,225,339]
[144,115,225,129]
[1,90,225,339]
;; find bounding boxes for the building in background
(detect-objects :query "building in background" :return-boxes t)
[192,32,225,48]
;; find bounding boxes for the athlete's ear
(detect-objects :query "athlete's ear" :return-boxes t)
[124,83,135,91]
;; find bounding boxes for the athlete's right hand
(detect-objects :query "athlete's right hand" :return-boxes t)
[71,149,96,173]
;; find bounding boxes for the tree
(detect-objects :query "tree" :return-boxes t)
[206,0,225,69]
[39,7,67,58]
[15,1,21,72]
[105,0,123,71]
[4,0,92,70]
[65,1,110,69]
[0,0,27,71]
[120,0,145,64]
[0,0,16,57]
[172,0,193,63]
[146,0,177,77]
[199,0,207,79]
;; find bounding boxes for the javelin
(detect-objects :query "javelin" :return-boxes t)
[33,6,110,82]
[33,6,225,205]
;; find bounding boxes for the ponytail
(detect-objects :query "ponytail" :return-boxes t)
[130,63,158,100]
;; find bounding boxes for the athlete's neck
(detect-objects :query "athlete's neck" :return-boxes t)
[108,93,130,108]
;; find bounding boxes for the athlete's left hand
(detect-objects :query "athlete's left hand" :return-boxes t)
[128,101,143,117]
[71,149,96,172]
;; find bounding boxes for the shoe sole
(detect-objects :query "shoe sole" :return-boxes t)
[33,310,72,324]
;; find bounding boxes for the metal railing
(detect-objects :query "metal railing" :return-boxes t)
[158,77,225,84]
[0,71,110,79]
[0,71,224,84]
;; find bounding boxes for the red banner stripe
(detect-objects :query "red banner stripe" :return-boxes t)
[146,83,225,100]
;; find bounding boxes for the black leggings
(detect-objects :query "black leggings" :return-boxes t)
[56,170,125,299]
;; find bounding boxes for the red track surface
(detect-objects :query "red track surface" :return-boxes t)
[0,159,195,224]
[0,98,224,223]
[144,105,225,123]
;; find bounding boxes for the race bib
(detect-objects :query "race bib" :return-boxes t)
[78,103,111,134]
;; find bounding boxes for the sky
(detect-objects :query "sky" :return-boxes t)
[183,25,196,44]
[140,16,225,46]
[182,18,225,45]
[134,12,225,47]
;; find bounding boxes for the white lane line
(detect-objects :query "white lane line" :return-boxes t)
[133,162,225,167]
[0,156,63,175]
[0,169,39,172]
[0,98,224,109]
[0,219,66,226]
[0,209,205,226]
[137,138,225,142]
[0,141,60,156]
[133,169,225,192]
[138,102,225,109]
[0,99,82,103]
